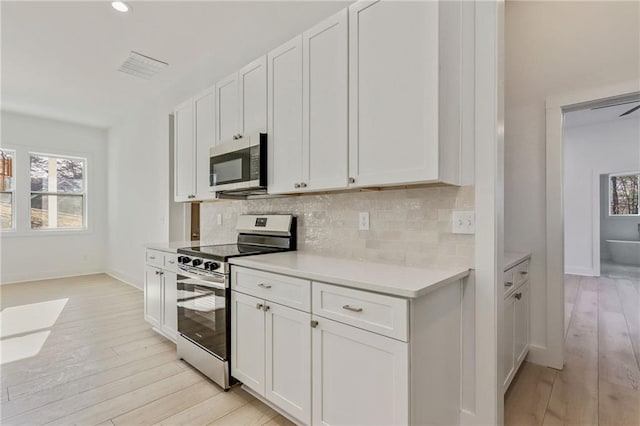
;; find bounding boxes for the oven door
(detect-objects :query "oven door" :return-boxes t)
[209,133,266,192]
[177,273,228,360]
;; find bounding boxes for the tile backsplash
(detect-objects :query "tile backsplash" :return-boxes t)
[200,186,475,268]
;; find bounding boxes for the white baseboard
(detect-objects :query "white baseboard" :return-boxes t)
[0,269,105,285]
[564,266,597,277]
[106,268,142,290]
[526,343,563,370]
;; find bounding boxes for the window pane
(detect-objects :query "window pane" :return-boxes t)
[56,158,84,193]
[30,154,48,192]
[610,174,639,215]
[0,192,12,229]
[31,194,84,229]
[30,154,85,193]
[1,149,15,192]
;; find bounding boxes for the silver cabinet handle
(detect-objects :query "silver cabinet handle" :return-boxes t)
[155,270,160,275]
[300,182,307,188]
[167,260,175,264]
[263,305,270,312]
[342,305,363,313]
[348,177,355,184]
[504,281,513,287]
[258,283,272,289]
[256,303,264,310]
[149,256,156,260]
[310,320,319,328]
[294,183,301,188]
[515,292,522,300]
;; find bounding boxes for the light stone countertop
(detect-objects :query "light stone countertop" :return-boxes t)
[145,240,229,253]
[504,251,531,271]
[229,252,470,299]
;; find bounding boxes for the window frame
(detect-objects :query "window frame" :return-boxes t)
[608,171,640,217]
[0,148,17,232]
[28,151,89,232]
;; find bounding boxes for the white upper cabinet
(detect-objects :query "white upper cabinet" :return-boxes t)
[239,56,268,136]
[302,9,349,192]
[348,0,474,188]
[173,100,195,202]
[267,36,304,194]
[194,88,216,199]
[173,87,216,202]
[216,56,267,144]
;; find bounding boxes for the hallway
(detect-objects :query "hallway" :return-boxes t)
[505,273,640,425]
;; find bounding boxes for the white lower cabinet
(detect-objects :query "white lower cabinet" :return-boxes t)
[144,251,178,342]
[311,315,408,426]
[231,290,312,425]
[502,261,531,393]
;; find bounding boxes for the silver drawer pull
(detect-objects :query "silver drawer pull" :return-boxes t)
[256,303,264,310]
[504,281,514,287]
[167,260,175,264]
[149,256,156,260]
[519,271,528,276]
[258,283,272,289]
[342,305,363,313]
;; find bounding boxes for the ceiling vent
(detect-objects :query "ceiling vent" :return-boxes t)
[118,51,168,80]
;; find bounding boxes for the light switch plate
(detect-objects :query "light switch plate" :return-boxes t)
[452,211,475,234]
[359,212,370,231]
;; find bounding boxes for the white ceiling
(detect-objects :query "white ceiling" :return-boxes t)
[1,1,350,128]
[564,99,640,128]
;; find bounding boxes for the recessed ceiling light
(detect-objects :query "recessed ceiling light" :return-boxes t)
[111,1,129,13]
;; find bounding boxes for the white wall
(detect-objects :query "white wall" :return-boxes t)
[105,2,349,288]
[505,1,640,362]
[564,117,640,274]
[600,174,640,261]
[0,111,107,283]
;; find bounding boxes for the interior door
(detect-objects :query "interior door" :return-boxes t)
[216,72,239,144]
[239,56,267,136]
[194,87,216,199]
[302,9,348,192]
[267,36,304,194]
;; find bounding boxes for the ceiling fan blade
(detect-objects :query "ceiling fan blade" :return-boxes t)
[592,99,640,110]
[619,104,640,117]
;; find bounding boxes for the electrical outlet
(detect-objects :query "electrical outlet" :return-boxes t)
[452,211,475,234]
[217,214,222,225]
[359,212,370,231]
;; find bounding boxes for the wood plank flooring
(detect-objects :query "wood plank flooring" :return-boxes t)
[505,271,640,426]
[0,274,294,426]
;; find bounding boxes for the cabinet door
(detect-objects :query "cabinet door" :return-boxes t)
[173,100,195,202]
[302,9,348,192]
[215,72,239,144]
[514,282,530,365]
[503,293,516,392]
[239,56,267,136]
[144,265,162,328]
[161,271,177,342]
[267,36,304,194]
[193,87,216,200]
[265,303,311,425]
[348,1,439,187]
[312,316,408,426]
[231,291,266,395]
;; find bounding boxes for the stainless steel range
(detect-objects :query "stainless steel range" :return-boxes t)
[176,214,296,390]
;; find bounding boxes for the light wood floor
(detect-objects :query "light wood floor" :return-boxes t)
[505,272,640,426]
[0,274,294,426]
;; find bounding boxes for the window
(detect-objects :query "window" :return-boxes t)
[1,149,16,230]
[610,172,639,216]
[30,153,86,230]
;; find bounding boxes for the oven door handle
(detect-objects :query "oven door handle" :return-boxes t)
[177,273,227,290]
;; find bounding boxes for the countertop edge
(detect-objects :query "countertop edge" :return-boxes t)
[229,256,470,299]
[504,252,532,271]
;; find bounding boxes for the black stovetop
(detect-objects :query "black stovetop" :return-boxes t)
[177,244,286,262]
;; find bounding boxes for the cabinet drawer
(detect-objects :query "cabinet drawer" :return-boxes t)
[312,282,408,341]
[231,267,311,312]
[146,250,165,268]
[163,253,179,273]
[504,260,529,297]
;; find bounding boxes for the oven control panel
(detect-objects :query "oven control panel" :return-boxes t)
[177,256,222,273]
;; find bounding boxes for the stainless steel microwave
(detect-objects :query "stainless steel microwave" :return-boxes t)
[209,133,267,196]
